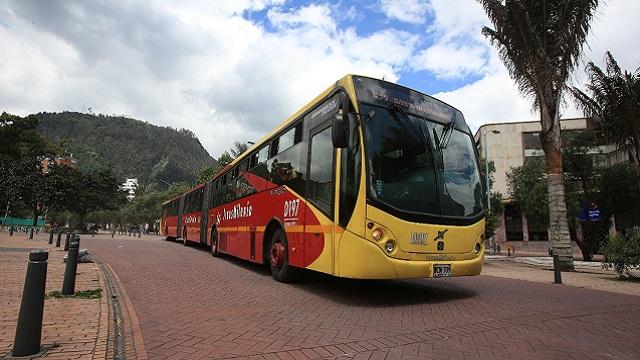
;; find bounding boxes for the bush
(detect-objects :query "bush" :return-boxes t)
[602,230,640,278]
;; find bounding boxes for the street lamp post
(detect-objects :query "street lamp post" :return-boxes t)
[483,129,501,213]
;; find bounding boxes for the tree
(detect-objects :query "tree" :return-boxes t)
[571,52,640,189]
[229,141,249,158]
[0,113,54,159]
[479,159,504,240]
[66,170,127,230]
[197,165,220,184]
[479,0,600,270]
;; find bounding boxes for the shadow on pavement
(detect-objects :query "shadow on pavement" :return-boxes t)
[169,238,478,306]
[291,275,478,306]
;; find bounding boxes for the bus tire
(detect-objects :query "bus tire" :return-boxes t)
[269,228,298,283]
[210,228,220,257]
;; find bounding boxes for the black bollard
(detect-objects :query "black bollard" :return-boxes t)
[29,227,34,240]
[12,250,48,357]
[553,254,563,284]
[138,228,141,238]
[55,230,62,247]
[62,236,80,295]
[9,226,14,236]
[48,229,54,245]
[64,231,71,251]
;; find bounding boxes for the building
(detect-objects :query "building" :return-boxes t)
[40,155,78,173]
[121,178,138,201]
[474,118,626,253]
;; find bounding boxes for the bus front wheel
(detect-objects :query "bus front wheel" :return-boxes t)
[269,228,297,282]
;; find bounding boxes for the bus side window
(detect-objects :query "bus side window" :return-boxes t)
[307,126,335,218]
[268,121,306,195]
[269,138,279,158]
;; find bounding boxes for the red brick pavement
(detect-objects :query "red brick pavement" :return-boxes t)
[0,232,111,359]
[84,235,640,360]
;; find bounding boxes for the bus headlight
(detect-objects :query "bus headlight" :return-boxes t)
[372,228,384,241]
[385,241,395,253]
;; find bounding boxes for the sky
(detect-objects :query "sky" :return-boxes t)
[1,0,639,157]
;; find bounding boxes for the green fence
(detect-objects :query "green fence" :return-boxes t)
[0,216,45,226]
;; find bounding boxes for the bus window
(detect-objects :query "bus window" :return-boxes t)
[239,159,248,173]
[249,153,258,168]
[258,146,269,164]
[279,127,296,152]
[270,138,279,158]
[307,127,334,217]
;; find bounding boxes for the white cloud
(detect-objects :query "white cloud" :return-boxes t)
[412,42,488,79]
[379,0,430,24]
[0,1,418,157]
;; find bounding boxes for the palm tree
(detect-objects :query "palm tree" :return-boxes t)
[571,52,640,190]
[479,0,600,270]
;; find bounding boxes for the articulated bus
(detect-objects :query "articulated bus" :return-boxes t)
[160,75,485,282]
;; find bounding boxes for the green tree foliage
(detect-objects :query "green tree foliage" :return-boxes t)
[571,52,640,187]
[35,111,216,185]
[116,181,191,230]
[507,157,549,224]
[603,231,640,279]
[508,131,640,260]
[0,112,55,159]
[196,151,235,183]
[229,141,249,158]
[480,0,600,269]
[479,159,504,240]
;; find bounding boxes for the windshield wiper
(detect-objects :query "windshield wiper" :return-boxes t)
[438,121,454,150]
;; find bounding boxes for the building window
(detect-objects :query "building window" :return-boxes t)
[527,216,548,241]
[504,204,523,241]
[523,132,544,158]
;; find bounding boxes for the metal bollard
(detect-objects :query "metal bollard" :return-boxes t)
[553,254,563,284]
[64,232,71,251]
[138,229,141,238]
[48,229,54,245]
[55,230,62,247]
[507,247,511,257]
[62,236,80,295]
[9,226,14,236]
[29,227,34,240]
[12,250,48,357]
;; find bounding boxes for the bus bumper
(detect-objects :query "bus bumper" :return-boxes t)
[335,230,484,279]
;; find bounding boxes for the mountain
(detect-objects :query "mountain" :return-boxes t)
[36,112,215,184]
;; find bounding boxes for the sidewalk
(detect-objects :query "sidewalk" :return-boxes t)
[0,231,112,359]
[483,254,640,297]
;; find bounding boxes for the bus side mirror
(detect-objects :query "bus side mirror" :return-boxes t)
[332,92,351,148]
[332,111,350,148]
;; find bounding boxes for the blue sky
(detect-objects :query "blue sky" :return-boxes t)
[1,0,639,156]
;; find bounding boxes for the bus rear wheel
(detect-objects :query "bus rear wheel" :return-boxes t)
[269,228,298,282]
[210,229,220,257]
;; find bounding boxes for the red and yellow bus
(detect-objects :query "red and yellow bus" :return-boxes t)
[161,75,485,282]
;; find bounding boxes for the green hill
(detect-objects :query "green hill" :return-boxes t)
[36,112,215,184]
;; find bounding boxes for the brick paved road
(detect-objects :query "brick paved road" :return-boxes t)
[85,236,640,360]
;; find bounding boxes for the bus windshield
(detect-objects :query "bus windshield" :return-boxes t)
[362,103,483,219]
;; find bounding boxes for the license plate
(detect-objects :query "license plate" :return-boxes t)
[433,264,452,277]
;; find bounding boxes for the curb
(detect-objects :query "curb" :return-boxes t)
[97,258,149,360]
